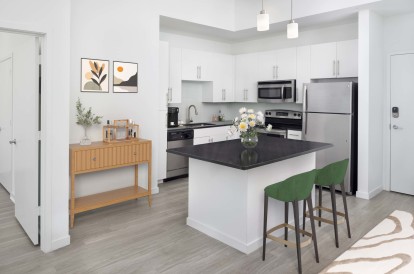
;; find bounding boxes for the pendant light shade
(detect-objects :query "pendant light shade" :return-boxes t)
[257,0,269,32]
[287,20,298,39]
[287,0,298,39]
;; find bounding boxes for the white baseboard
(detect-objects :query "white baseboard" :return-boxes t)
[152,186,159,194]
[356,186,383,200]
[48,235,70,252]
[187,217,254,254]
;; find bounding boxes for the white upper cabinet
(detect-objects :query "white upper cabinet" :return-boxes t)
[203,53,234,102]
[296,46,311,104]
[181,49,214,81]
[235,52,258,103]
[258,48,296,81]
[336,39,358,78]
[169,47,182,103]
[310,40,358,79]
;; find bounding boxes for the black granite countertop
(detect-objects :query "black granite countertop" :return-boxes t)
[167,121,233,131]
[167,135,332,170]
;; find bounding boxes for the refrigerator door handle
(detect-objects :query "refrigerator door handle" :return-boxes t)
[303,84,308,111]
[304,112,308,136]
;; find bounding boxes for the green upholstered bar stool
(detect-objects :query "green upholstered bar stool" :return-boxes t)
[303,159,351,248]
[262,169,319,274]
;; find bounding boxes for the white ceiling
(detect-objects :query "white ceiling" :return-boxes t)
[160,0,414,43]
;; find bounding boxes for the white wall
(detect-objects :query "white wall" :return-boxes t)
[234,0,380,31]
[357,10,384,200]
[0,0,71,252]
[232,22,358,54]
[382,11,414,191]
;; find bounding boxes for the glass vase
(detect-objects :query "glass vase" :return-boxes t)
[241,130,258,149]
[80,126,92,146]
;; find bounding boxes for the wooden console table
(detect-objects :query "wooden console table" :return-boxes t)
[69,139,152,228]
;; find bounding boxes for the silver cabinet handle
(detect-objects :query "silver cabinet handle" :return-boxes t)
[273,66,276,79]
[199,66,202,79]
[224,89,226,101]
[245,89,248,101]
[9,139,16,145]
[337,60,340,76]
[244,89,246,101]
[276,66,279,79]
[333,60,336,76]
[393,125,400,129]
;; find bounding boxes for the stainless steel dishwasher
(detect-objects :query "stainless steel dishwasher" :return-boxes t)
[166,129,194,180]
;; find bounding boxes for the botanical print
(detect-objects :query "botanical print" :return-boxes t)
[113,61,138,93]
[81,58,109,92]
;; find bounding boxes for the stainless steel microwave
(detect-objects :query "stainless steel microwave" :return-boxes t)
[257,80,296,103]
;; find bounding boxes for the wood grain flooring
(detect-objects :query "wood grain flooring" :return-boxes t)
[0,179,413,274]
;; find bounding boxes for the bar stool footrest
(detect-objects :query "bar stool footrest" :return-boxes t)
[305,206,346,225]
[266,223,313,249]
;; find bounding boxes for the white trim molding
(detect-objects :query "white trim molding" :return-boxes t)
[356,186,383,200]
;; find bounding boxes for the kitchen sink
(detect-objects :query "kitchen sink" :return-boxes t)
[183,123,215,127]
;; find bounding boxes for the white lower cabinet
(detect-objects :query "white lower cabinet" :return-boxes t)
[287,130,302,140]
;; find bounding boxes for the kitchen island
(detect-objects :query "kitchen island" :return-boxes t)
[167,135,331,254]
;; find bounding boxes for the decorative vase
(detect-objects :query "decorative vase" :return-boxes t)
[241,130,258,149]
[80,126,92,146]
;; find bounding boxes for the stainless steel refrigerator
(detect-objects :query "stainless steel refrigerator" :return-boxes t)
[303,82,357,194]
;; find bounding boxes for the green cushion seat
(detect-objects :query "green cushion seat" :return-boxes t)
[264,169,317,202]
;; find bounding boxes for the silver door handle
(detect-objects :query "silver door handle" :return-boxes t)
[273,66,276,79]
[303,84,308,111]
[199,66,202,79]
[224,89,226,100]
[245,89,248,100]
[333,60,336,76]
[9,139,16,144]
[337,60,340,76]
[393,125,401,129]
[276,66,279,79]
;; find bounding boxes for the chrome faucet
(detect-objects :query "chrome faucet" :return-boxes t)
[187,105,198,123]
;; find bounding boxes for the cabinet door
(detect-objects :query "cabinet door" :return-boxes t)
[159,41,169,108]
[258,50,277,81]
[181,48,199,81]
[235,53,258,102]
[336,39,358,78]
[169,47,182,103]
[276,47,297,80]
[296,46,311,104]
[216,54,234,102]
[199,51,214,81]
[310,42,337,79]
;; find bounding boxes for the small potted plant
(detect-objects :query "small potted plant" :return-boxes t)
[76,98,102,145]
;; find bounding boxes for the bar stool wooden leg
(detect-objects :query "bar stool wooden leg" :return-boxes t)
[302,200,306,236]
[318,186,322,227]
[330,185,339,248]
[293,201,302,274]
[262,194,268,261]
[307,196,319,263]
[284,202,289,247]
[340,183,351,238]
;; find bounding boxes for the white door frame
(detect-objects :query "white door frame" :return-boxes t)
[383,50,414,192]
[0,21,65,253]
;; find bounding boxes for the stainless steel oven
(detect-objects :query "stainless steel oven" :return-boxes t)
[258,80,296,103]
[259,109,302,138]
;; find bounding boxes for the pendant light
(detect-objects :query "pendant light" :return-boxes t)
[287,0,298,39]
[257,0,269,32]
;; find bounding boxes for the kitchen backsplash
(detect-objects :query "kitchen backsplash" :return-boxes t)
[169,82,302,123]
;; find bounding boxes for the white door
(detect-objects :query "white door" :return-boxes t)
[336,40,358,78]
[13,37,40,245]
[310,42,337,79]
[390,53,414,195]
[0,56,13,194]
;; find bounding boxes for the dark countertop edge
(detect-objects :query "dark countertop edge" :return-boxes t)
[166,142,333,170]
[167,121,233,131]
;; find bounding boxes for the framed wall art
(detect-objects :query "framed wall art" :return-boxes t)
[113,61,138,93]
[81,58,109,93]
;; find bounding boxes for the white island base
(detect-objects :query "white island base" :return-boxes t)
[187,153,316,254]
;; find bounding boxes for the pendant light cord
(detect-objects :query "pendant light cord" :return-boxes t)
[262,0,264,11]
[290,0,293,21]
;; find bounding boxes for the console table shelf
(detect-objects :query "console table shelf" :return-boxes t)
[69,139,152,228]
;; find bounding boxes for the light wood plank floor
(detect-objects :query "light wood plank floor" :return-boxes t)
[1,179,413,274]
